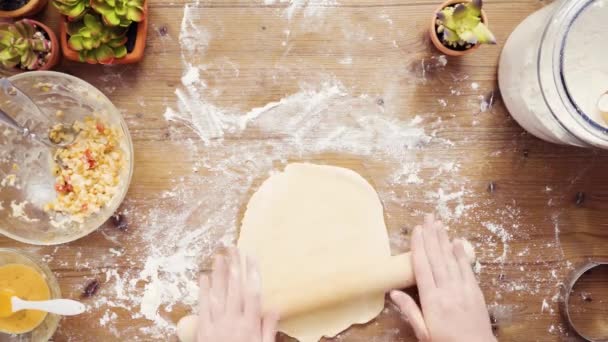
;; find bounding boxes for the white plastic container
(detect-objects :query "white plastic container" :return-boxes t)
[499,0,608,148]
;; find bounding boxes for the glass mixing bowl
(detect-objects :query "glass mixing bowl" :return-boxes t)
[0,71,133,245]
[0,248,61,341]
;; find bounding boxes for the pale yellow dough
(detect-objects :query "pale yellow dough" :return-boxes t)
[238,163,390,342]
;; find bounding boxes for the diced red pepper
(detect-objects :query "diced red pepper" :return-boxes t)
[55,174,73,194]
[83,149,96,169]
[55,182,73,194]
[81,203,88,212]
[96,122,105,134]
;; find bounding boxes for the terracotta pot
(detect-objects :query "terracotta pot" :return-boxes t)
[12,19,60,71]
[60,1,148,64]
[0,0,48,19]
[429,0,489,57]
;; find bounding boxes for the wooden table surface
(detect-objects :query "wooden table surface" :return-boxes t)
[2,0,608,341]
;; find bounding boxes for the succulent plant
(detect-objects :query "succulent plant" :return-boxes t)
[0,20,52,70]
[436,0,496,48]
[68,13,128,64]
[52,0,89,20]
[90,0,145,27]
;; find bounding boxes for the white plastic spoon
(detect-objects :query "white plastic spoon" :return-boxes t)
[0,290,86,317]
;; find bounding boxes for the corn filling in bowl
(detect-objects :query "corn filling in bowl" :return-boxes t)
[44,117,125,223]
[0,71,133,245]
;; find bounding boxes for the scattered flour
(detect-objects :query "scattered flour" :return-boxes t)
[482,222,513,242]
[264,0,338,19]
[108,248,122,257]
[338,56,353,65]
[425,187,474,221]
[541,299,548,312]
[1,174,16,187]
[416,55,449,84]
[179,1,209,58]
[437,55,448,67]
[99,311,117,326]
[482,221,514,263]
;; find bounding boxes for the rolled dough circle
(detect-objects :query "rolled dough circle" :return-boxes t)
[238,163,390,342]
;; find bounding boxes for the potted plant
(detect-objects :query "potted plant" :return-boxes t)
[51,0,88,20]
[430,0,496,57]
[54,0,148,64]
[0,0,48,19]
[0,19,60,71]
[63,13,130,64]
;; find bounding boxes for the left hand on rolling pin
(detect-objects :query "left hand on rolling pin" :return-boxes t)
[196,249,279,342]
[390,214,496,342]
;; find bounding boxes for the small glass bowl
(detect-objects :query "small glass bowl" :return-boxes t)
[0,71,134,245]
[0,248,61,341]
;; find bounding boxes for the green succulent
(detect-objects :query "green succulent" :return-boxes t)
[0,20,52,70]
[68,13,128,64]
[52,0,89,20]
[436,0,496,48]
[90,0,145,27]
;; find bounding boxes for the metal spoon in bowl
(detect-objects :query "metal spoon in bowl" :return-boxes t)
[0,78,81,148]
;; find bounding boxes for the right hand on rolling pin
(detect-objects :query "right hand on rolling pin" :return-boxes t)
[390,215,496,342]
[196,249,279,342]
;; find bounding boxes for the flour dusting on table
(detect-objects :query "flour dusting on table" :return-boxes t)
[264,0,338,19]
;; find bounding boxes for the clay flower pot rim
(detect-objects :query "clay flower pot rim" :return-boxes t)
[13,19,60,71]
[59,1,148,65]
[0,0,48,18]
[429,0,489,57]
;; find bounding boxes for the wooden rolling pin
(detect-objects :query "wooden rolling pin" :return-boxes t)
[263,239,476,319]
[176,240,475,342]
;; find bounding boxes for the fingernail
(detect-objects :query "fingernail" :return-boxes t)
[416,331,429,341]
[389,292,406,314]
[389,292,404,306]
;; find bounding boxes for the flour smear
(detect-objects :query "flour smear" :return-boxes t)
[264,0,338,19]
[52,0,570,339]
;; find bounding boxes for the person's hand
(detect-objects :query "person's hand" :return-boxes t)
[196,249,279,342]
[390,214,496,342]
